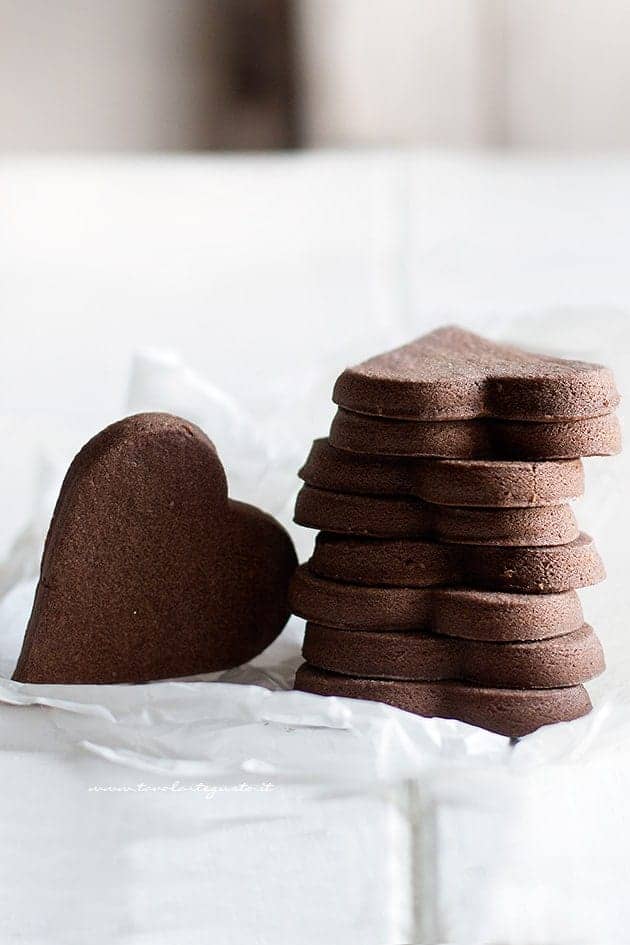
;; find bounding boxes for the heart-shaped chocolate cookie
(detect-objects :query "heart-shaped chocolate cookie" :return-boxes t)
[302,622,604,689]
[295,485,580,544]
[13,413,297,684]
[300,438,585,508]
[333,325,620,421]
[308,532,604,594]
[329,407,621,460]
[294,665,592,737]
[290,566,584,641]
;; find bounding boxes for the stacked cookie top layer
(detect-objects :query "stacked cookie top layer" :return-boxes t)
[332,325,619,422]
[292,327,619,737]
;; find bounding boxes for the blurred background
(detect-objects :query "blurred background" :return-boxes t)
[2,0,630,152]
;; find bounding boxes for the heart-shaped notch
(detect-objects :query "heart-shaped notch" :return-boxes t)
[13,413,297,684]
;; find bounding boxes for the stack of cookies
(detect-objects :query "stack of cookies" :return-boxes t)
[291,327,621,736]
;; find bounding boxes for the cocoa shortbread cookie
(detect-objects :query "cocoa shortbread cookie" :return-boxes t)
[13,413,297,684]
[294,664,592,737]
[333,326,619,421]
[309,532,604,593]
[302,622,604,689]
[300,438,585,508]
[290,566,584,641]
[330,408,621,460]
[295,484,579,544]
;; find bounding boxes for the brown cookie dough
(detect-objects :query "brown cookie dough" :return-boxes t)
[333,326,619,421]
[13,413,297,684]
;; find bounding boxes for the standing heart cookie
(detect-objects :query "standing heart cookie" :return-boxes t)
[13,413,297,684]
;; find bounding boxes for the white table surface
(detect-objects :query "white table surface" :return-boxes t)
[1,152,630,945]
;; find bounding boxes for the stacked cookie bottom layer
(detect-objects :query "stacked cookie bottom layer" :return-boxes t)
[291,440,606,737]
